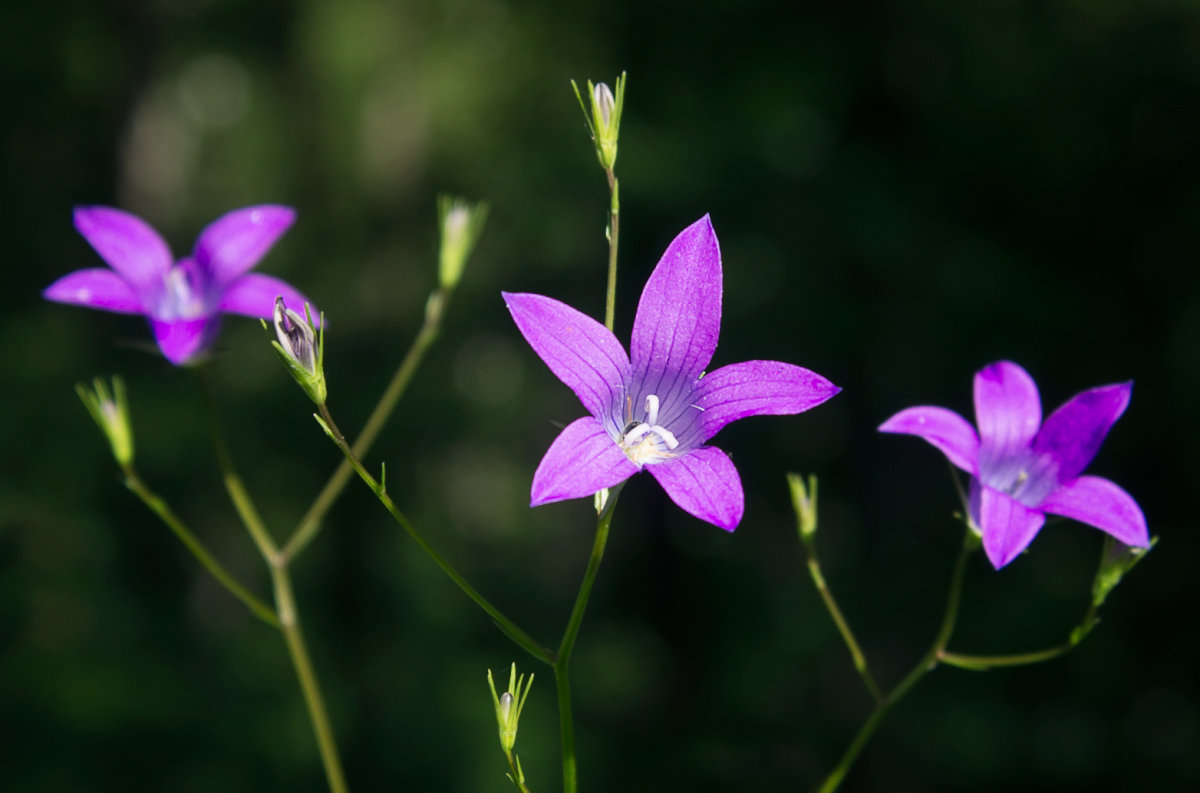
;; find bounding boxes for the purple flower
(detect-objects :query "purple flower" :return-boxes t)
[503,215,840,530]
[45,205,313,365]
[879,361,1150,569]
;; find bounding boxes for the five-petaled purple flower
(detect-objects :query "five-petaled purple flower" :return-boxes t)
[503,215,840,530]
[45,205,313,365]
[879,360,1150,569]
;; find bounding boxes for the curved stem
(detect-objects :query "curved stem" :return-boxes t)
[283,287,450,562]
[120,464,279,627]
[939,595,1101,671]
[940,645,1072,669]
[315,404,553,665]
[815,531,973,793]
[554,489,619,793]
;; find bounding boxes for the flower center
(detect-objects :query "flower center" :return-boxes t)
[982,452,1059,508]
[618,394,680,467]
[155,266,208,321]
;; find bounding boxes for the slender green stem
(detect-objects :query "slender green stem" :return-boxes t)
[804,555,882,703]
[791,473,880,702]
[554,490,619,793]
[814,531,973,793]
[557,489,618,661]
[554,665,576,793]
[197,370,279,562]
[504,751,532,793]
[938,596,1100,671]
[120,465,279,627]
[603,170,619,332]
[939,645,1072,669]
[316,404,553,665]
[283,288,451,562]
[201,370,349,792]
[273,561,349,793]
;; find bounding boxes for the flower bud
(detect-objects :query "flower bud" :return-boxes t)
[787,473,819,546]
[487,663,533,755]
[1092,535,1155,608]
[76,376,134,466]
[438,195,489,289]
[267,297,326,404]
[571,72,626,170]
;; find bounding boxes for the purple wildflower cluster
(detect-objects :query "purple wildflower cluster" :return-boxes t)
[46,205,1149,563]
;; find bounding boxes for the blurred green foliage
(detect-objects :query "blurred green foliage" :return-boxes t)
[3,0,1198,790]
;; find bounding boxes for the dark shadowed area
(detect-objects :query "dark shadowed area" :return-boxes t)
[2,1,1197,791]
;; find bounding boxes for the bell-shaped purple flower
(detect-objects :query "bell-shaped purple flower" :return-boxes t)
[45,205,313,365]
[879,360,1150,569]
[503,215,840,531]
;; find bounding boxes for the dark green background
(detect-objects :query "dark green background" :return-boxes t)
[3,1,1196,790]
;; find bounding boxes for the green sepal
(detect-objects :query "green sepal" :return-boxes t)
[76,375,134,466]
[571,71,626,170]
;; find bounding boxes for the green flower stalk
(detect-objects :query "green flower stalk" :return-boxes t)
[571,72,626,171]
[77,375,134,466]
[438,195,489,290]
[267,297,326,405]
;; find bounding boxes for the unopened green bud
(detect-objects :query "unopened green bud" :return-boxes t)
[787,473,819,546]
[571,71,626,170]
[487,663,533,755]
[267,297,326,405]
[1092,535,1156,608]
[438,195,489,289]
[76,375,134,466]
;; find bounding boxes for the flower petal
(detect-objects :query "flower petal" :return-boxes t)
[218,274,317,320]
[630,215,722,388]
[531,417,638,505]
[970,480,1046,569]
[647,445,744,531]
[151,317,221,365]
[193,205,296,286]
[974,361,1042,485]
[503,292,631,420]
[878,406,980,475]
[695,360,841,443]
[1039,475,1149,548]
[73,206,173,295]
[1032,382,1132,485]
[43,268,145,314]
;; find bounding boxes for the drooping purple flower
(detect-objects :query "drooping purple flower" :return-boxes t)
[45,205,313,365]
[503,215,840,530]
[879,361,1149,569]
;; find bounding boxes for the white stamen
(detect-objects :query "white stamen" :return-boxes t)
[644,394,660,426]
[654,426,680,449]
[623,423,652,444]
